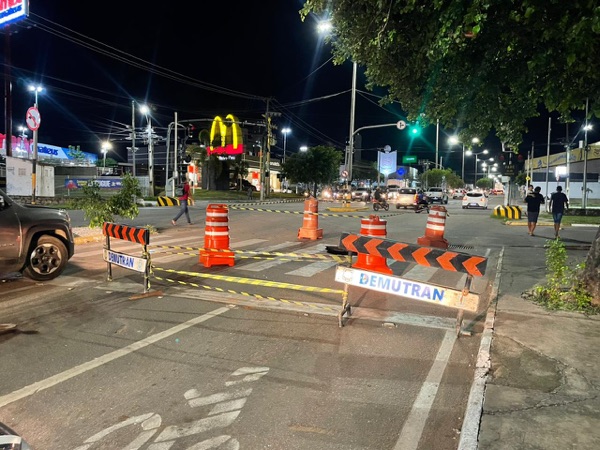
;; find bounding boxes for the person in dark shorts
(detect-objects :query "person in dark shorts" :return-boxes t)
[524,186,545,236]
[549,186,569,239]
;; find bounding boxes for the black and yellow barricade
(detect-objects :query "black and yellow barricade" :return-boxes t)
[334,232,488,334]
[157,196,179,206]
[102,222,159,298]
[493,205,522,219]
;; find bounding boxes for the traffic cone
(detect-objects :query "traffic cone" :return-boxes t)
[417,205,449,249]
[352,214,392,274]
[298,196,323,240]
[199,203,235,267]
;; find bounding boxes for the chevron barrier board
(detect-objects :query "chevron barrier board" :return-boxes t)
[493,205,522,219]
[335,266,479,312]
[102,222,150,245]
[338,233,487,277]
[157,196,180,206]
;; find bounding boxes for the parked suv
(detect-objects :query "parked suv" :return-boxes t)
[425,187,449,204]
[0,189,75,281]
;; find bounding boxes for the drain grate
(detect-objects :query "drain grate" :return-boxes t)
[448,245,475,250]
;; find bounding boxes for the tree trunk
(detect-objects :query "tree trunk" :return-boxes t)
[582,226,600,306]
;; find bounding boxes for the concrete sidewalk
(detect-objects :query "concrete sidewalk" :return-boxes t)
[463,225,600,449]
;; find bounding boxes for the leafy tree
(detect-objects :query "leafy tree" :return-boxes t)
[72,173,142,228]
[301,0,600,300]
[230,155,250,191]
[68,145,87,162]
[419,168,461,189]
[300,1,600,149]
[283,145,342,196]
[95,157,118,168]
[476,177,494,190]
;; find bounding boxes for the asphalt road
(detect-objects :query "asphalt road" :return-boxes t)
[0,197,507,449]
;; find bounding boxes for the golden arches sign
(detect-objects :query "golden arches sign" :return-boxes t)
[208,114,244,155]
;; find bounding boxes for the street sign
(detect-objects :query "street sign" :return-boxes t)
[397,120,406,130]
[504,164,515,177]
[526,176,531,181]
[402,155,417,164]
[26,107,41,131]
[341,170,348,178]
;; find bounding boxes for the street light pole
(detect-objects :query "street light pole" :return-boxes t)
[131,100,136,177]
[346,61,357,184]
[28,85,42,204]
[281,127,291,164]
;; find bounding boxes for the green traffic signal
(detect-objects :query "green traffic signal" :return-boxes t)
[409,123,421,136]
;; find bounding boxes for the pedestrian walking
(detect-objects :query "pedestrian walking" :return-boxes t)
[247,186,253,200]
[172,179,192,225]
[524,186,545,236]
[549,185,569,239]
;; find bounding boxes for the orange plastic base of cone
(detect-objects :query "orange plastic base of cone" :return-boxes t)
[298,227,323,240]
[199,249,235,267]
[352,254,393,274]
[416,236,449,249]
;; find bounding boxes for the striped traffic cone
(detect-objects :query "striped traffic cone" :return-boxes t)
[199,203,235,267]
[417,205,449,249]
[352,214,392,274]
[298,196,323,240]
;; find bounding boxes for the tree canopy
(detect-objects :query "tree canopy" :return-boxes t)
[300,0,600,149]
[283,145,342,195]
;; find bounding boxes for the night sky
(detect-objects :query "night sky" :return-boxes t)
[2,0,593,175]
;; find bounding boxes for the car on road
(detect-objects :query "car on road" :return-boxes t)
[389,187,417,209]
[462,190,489,209]
[352,187,371,202]
[425,187,449,204]
[0,188,75,281]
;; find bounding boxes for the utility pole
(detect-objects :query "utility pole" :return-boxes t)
[131,100,136,177]
[260,99,280,201]
[147,116,154,194]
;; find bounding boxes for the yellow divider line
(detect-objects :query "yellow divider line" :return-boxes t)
[152,266,344,294]
[152,275,338,311]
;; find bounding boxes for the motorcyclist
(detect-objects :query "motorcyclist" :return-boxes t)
[416,189,429,211]
[374,187,387,205]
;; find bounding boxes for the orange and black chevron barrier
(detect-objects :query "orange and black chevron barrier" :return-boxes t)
[417,205,449,249]
[353,215,392,274]
[298,196,323,240]
[339,232,487,276]
[103,222,150,245]
[199,203,235,267]
[102,222,155,296]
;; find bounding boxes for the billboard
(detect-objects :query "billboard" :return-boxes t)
[0,0,29,26]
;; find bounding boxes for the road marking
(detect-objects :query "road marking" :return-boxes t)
[0,306,231,408]
[394,330,457,450]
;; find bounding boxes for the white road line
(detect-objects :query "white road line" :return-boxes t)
[394,330,457,450]
[0,306,231,408]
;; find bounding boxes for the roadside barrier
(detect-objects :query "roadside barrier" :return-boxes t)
[336,232,488,333]
[102,222,157,297]
[417,205,449,249]
[353,215,392,274]
[298,196,323,240]
[494,205,522,219]
[199,203,235,267]
[157,196,179,206]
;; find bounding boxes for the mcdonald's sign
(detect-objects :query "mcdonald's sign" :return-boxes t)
[208,114,244,155]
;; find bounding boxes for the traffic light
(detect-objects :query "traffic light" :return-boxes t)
[409,123,422,136]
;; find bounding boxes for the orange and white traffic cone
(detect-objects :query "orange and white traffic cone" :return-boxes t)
[298,196,323,240]
[417,205,449,249]
[199,203,235,267]
[352,214,392,274]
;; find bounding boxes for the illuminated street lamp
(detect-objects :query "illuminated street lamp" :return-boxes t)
[101,141,112,169]
[281,127,291,163]
[469,149,490,182]
[449,136,479,183]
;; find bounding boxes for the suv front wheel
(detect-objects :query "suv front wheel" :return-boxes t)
[23,236,69,281]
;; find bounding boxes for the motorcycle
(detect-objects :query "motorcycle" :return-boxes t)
[372,198,389,212]
[415,201,430,214]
